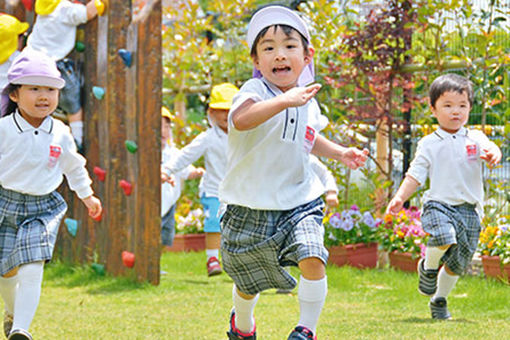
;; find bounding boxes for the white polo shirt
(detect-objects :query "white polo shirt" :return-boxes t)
[406,127,496,216]
[26,1,88,61]
[162,125,227,198]
[161,141,192,216]
[310,155,337,194]
[0,111,93,199]
[219,78,324,210]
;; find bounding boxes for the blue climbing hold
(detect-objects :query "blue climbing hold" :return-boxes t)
[65,218,78,237]
[118,49,133,67]
[92,86,105,100]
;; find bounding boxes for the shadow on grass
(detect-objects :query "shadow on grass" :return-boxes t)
[401,317,476,324]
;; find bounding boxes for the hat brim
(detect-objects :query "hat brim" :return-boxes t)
[11,75,65,89]
[209,102,231,110]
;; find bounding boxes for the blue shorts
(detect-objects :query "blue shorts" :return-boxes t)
[161,204,176,246]
[221,197,328,295]
[56,59,82,114]
[200,195,221,233]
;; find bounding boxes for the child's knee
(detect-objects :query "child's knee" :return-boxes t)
[298,257,325,280]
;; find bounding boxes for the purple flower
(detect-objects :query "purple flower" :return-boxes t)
[362,212,376,228]
[341,216,354,231]
[329,213,342,229]
[350,204,360,211]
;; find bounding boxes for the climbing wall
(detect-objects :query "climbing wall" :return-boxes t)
[1,0,162,284]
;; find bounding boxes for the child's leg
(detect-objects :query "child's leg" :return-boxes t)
[232,285,259,334]
[12,262,44,332]
[0,268,18,315]
[205,232,221,259]
[297,257,327,334]
[68,109,84,147]
[434,265,459,299]
[424,245,449,269]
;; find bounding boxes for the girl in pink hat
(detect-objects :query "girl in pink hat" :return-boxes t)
[219,5,368,340]
[0,50,102,340]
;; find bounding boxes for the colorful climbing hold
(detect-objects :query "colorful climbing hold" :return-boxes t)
[119,180,133,196]
[118,49,133,67]
[92,86,105,100]
[94,0,105,16]
[92,211,103,222]
[21,0,33,11]
[91,263,105,276]
[125,140,138,153]
[64,218,78,237]
[93,166,106,181]
[122,251,135,268]
[75,41,85,52]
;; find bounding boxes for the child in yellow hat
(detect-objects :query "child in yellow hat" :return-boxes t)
[0,14,29,96]
[161,83,239,276]
[24,0,105,151]
[160,107,204,250]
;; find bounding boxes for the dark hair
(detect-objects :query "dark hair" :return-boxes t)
[250,24,310,58]
[429,73,473,108]
[0,84,20,117]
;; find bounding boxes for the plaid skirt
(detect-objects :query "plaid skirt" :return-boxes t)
[421,200,481,275]
[0,186,67,275]
[220,197,328,295]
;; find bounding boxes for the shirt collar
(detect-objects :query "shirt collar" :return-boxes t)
[12,110,53,134]
[434,126,467,140]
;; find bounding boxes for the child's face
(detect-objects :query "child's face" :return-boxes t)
[161,117,172,141]
[252,26,314,92]
[9,85,59,127]
[208,108,229,133]
[431,90,470,133]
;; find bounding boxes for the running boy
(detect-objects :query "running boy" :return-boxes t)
[219,5,368,339]
[386,73,501,320]
[25,0,105,150]
[162,83,239,276]
[0,49,102,340]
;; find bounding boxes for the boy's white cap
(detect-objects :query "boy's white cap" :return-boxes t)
[247,5,311,50]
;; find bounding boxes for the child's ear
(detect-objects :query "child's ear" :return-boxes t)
[252,56,260,69]
[304,46,315,64]
[8,90,19,103]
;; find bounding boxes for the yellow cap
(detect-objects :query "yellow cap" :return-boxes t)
[35,0,61,15]
[0,14,29,65]
[209,83,239,110]
[161,106,174,120]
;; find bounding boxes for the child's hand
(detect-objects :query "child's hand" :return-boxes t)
[339,147,369,170]
[386,196,404,215]
[325,191,339,208]
[161,172,176,186]
[480,147,502,167]
[188,167,205,180]
[82,195,102,220]
[283,84,321,107]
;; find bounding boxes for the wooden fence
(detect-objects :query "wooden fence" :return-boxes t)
[1,0,162,284]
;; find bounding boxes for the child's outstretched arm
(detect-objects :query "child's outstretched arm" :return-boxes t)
[386,176,420,215]
[232,84,321,131]
[86,0,105,19]
[480,144,502,167]
[81,195,102,219]
[311,135,369,170]
[187,166,205,180]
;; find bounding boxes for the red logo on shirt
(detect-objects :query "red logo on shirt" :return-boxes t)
[48,145,62,168]
[305,126,315,142]
[466,144,477,158]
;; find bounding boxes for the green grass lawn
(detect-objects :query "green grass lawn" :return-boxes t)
[6,252,510,339]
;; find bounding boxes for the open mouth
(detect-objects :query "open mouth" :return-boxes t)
[273,66,291,73]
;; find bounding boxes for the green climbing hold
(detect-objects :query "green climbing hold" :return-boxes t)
[75,41,85,52]
[125,140,138,153]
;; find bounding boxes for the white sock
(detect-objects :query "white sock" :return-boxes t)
[69,121,84,146]
[297,275,327,334]
[206,249,219,260]
[424,247,447,270]
[0,275,18,314]
[12,262,44,331]
[232,285,258,334]
[434,267,459,299]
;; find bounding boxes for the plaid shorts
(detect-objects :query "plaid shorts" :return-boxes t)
[421,200,481,275]
[0,186,67,275]
[220,197,328,295]
[161,204,176,247]
[56,59,82,114]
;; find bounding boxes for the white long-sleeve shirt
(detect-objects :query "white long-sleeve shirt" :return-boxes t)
[310,155,337,194]
[0,111,93,199]
[162,125,227,198]
[26,1,88,61]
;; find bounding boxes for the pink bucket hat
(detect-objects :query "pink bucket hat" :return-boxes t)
[1,49,65,116]
[247,5,315,86]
